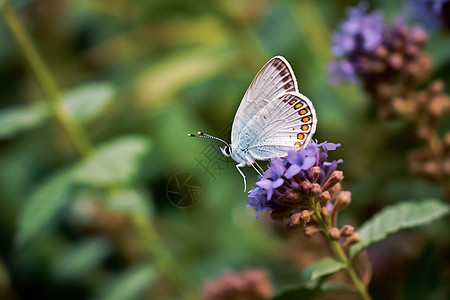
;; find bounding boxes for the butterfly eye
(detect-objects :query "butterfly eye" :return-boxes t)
[220,145,231,157]
[225,146,231,156]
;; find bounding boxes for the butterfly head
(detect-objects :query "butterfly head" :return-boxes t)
[219,145,232,157]
[188,131,232,157]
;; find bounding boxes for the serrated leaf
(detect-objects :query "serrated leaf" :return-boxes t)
[302,257,344,284]
[350,199,450,257]
[16,169,74,246]
[0,104,50,138]
[50,237,111,281]
[62,82,116,123]
[92,264,157,300]
[73,135,151,186]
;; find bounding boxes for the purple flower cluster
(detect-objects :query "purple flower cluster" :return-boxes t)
[409,0,450,29]
[247,141,343,219]
[331,3,384,57]
[327,3,385,84]
[327,2,431,90]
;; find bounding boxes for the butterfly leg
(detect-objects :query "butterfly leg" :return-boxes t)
[248,160,263,177]
[236,163,247,193]
[254,161,265,174]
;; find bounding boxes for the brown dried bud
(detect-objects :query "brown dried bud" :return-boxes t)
[444,132,450,148]
[429,94,450,117]
[405,44,419,56]
[287,210,314,230]
[410,25,428,45]
[429,80,444,94]
[375,46,388,58]
[318,191,331,203]
[288,213,303,230]
[301,210,314,221]
[202,269,273,300]
[388,53,403,69]
[331,191,351,227]
[376,82,397,99]
[320,205,330,220]
[342,233,361,249]
[335,191,352,210]
[329,227,340,240]
[328,183,342,200]
[322,171,344,192]
[304,225,321,237]
[340,225,355,237]
[278,190,303,205]
[311,166,321,182]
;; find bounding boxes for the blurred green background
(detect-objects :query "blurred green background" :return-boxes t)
[0,0,449,299]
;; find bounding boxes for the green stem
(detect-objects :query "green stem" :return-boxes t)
[132,214,197,300]
[312,201,371,300]
[1,0,94,157]
[2,2,196,298]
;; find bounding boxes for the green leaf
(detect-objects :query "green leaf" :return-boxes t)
[302,257,344,285]
[16,169,74,246]
[73,135,151,186]
[271,285,321,300]
[350,199,450,257]
[92,264,157,300]
[272,282,355,300]
[106,188,154,220]
[0,81,114,139]
[50,237,111,281]
[0,104,50,138]
[62,82,116,123]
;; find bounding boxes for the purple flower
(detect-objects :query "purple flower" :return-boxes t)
[408,0,450,29]
[331,3,384,57]
[326,60,356,84]
[257,157,285,200]
[247,141,343,219]
[285,149,316,179]
[247,187,268,217]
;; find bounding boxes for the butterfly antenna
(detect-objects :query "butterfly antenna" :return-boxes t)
[188,131,230,147]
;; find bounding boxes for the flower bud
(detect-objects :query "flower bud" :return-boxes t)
[342,233,361,249]
[329,227,340,240]
[388,53,403,69]
[311,166,321,182]
[322,171,344,191]
[340,225,355,237]
[303,225,321,237]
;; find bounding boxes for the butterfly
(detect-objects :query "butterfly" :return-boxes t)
[189,56,317,192]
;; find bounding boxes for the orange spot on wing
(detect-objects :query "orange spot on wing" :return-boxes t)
[302,117,310,122]
[299,109,307,115]
[295,142,302,146]
[301,125,309,131]
[297,133,304,140]
[294,103,302,109]
[289,99,296,105]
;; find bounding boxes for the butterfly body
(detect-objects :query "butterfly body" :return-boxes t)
[190,56,317,192]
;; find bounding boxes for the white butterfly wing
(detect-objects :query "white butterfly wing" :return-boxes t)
[236,92,317,160]
[231,56,298,145]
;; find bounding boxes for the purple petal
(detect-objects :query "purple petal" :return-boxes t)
[272,178,284,189]
[270,157,285,177]
[301,156,316,170]
[285,164,302,179]
[256,179,273,190]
